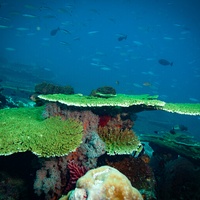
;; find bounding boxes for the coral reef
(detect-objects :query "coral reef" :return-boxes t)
[64,131,106,172]
[140,132,200,162]
[99,113,134,130]
[90,86,116,98]
[162,102,200,115]
[65,161,87,192]
[0,171,28,199]
[98,126,142,155]
[34,155,71,199]
[34,159,62,198]
[0,93,7,108]
[44,103,99,134]
[34,130,106,199]
[100,155,156,200]
[31,82,74,106]
[0,152,38,200]
[158,157,200,200]
[38,93,200,115]
[38,93,165,108]
[64,166,143,200]
[35,82,74,95]
[0,107,83,157]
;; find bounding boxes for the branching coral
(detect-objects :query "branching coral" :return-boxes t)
[98,126,142,155]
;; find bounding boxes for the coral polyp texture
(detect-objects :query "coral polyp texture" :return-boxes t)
[38,93,200,115]
[64,165,143,200]
[0,107,83,157]
[98,126,142,155]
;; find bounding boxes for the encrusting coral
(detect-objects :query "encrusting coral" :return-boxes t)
[0,106,83,157]
[62,165,143,200]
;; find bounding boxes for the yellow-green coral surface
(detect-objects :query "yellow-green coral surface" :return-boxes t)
[39,94,200,115]
[98,127,142,155]
[39,93,165,107]
[0,107,83,157]
[162,103,200,115]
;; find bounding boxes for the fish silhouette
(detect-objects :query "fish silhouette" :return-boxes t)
[158,59,173,66]
[50,27,60,36]
[50,27,71,36]
[118,34,127,41]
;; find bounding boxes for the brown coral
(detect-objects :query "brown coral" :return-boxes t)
[104,155,156,200]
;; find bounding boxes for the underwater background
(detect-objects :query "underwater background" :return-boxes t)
[0,0,200,200]
[1,0,200,139]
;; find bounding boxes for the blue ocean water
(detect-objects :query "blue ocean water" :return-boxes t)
[0,0,200,138]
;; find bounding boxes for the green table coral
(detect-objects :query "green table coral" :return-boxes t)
[162,103,200,115]
[0,107,83,157]
[38,93,165,108]
[38,94,200,116]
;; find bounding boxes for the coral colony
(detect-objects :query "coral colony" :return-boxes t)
[0,87,200,200]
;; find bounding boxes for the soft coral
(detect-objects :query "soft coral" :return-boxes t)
[65,161,87,192]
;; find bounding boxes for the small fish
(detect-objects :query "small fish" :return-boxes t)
[115,80,119,85]
[101,67,111,71]
[0,25,9,29]
[16,27,29,31]
[154,130,159,134]
[59,41,70,45]
[132,144,143,157]
[90,63,99,66]
[189,97,199,102]
[24,4,37,9]
[22,13,37,18]
[61,29,71,34]
[169,127,176,134]
[73,36,80,41]
[158,59,173,66]
[5,47,16,51]
[0,17,10,22]
[133,83,143,88]
[88,31,99,35]
[143,82,151,87]
[118,34,127,41]
[163,37,174,40]
[50,27,60,36]
[173,23,182,27]
[50,27,70,36]
[133,40,143,46]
